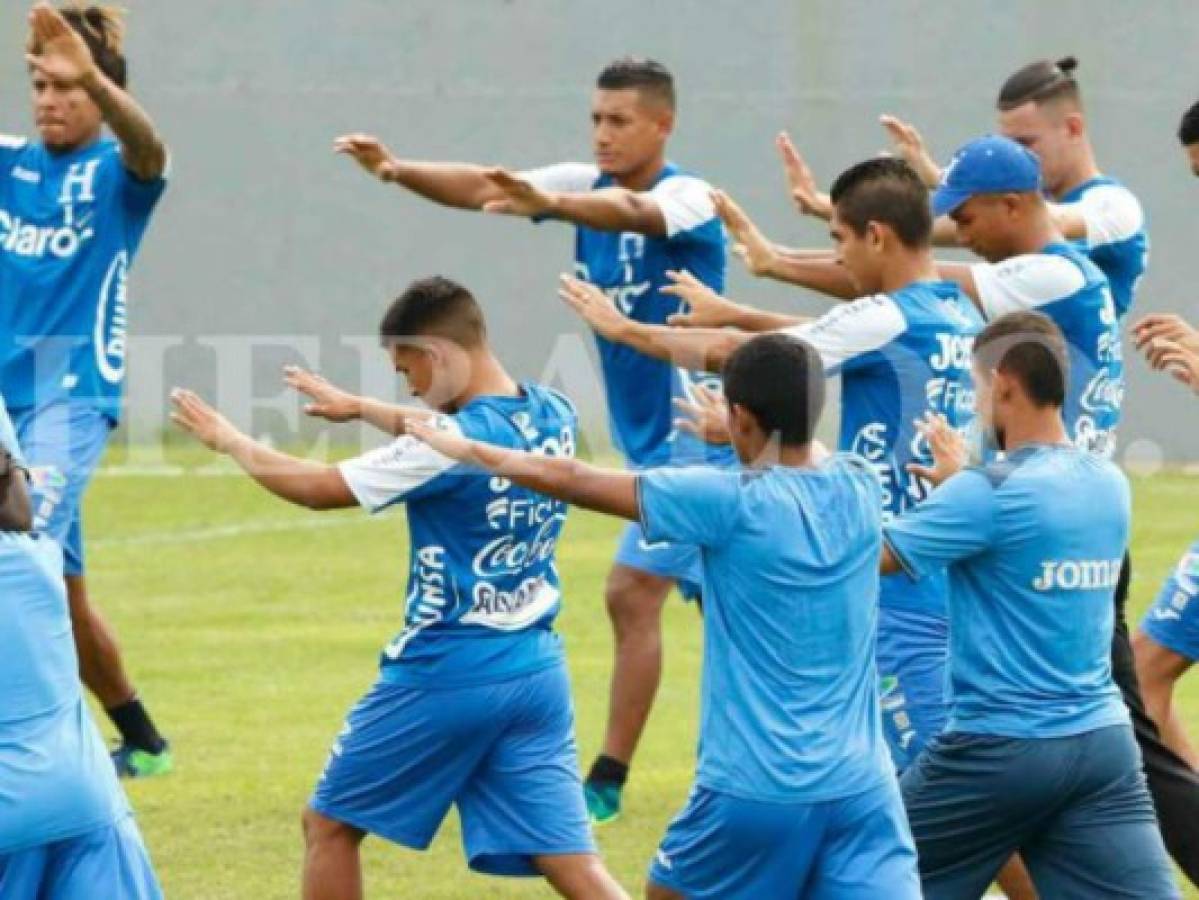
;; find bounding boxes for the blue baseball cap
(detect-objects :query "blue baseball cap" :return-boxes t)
[932,135,1042,218]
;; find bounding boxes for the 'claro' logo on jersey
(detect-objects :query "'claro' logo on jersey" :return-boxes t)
[95,251,129,384]
[0,206,94,259]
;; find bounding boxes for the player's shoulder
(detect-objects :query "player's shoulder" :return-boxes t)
[0,134,30,152]
[988,250,1090,301]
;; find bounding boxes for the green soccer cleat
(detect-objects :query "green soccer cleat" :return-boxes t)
[112,742,174,778]
[585,781,623,826]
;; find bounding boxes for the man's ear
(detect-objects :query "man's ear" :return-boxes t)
[1064,110,1087,140]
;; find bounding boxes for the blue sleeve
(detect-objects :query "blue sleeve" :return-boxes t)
[637,466,741,547]
[883,469,996,580]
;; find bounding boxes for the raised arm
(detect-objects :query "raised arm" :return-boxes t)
[27,5,167,180]
[170,389,356,511]
[407,418,639,520]
[335,134,507,210]
[481,168,669,235]
[559,275,749,372]
[283,366,432,437]
[661,270,805,332]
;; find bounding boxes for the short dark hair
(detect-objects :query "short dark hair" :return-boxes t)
[997,57,1081,112]
[379,277,486,349]
[974,311,1068,408]
[1179,100,1199,146]
[828,157,932,249]
[724,334,825,446]
[596,57,675,110]
[60,7,127,88]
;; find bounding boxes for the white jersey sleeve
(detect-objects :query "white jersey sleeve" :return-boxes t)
[520,162,600,194]
[337,419,462,513]
[778,294,907,372]
[0,133,28,173]
[970,254,1086,321]
[650,174,718,238]
[1067,183,1144,248]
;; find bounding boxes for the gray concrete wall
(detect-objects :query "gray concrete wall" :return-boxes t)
[2,1,1197,461]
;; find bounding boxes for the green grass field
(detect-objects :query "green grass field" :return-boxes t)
[83,453,1199,899]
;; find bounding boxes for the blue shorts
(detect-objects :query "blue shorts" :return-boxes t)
[901,725,1179,900]
[1139,541,1199,661]
[0,814,162,900]
[10,401,113,577]
[647,780,920,900]
[877,605,949,773]
[311,662,594,877]
[614,521,701,600]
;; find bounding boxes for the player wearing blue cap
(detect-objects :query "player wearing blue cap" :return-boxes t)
[405,332,921,900]
[171,278,628,899]
[333,57,731,825]
[559,158,982,777]
[884,310,1178,899]
[0,393,163,899]
[2,3,172,776]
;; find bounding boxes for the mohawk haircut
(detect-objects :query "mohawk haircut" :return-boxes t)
[596,57,675,111]
[974,311,1069,408]
[828,157,932,249]
[379,277,487,350]
[1179,99,1199,146]
[997,56,1081,112]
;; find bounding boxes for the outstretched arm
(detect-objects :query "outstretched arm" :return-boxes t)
[661,270,805,332]
[27,4,167,180]
[559,275,750,371]
[335,134,508,209]
[283,366,432,437]
[170,389,356,510]
[407,418,639,520]
[481,168,668,235]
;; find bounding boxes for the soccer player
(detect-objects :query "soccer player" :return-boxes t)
[882,310,1178,899]
[170,277,626,900]
[558,157,981,774]
[407,333,921,900]
[0,393,162,899]
[1,3,171,775]
[334,58,732,824]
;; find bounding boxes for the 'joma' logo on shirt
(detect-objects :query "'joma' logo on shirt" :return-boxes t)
[1032,558,1123,591]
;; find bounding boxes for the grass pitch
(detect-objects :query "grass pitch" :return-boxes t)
[84,454,1199,899]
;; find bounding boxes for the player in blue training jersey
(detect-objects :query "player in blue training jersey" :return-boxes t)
[171,277,627,900]
[407,333,920,900]
[333,58,731,823]
[0,394,162,900]
[882,310,1178,899]
[1,3,171,776]
[561,158,981,773]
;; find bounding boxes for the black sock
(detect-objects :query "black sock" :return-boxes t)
[587,754,629,787]
[106,697,166,754]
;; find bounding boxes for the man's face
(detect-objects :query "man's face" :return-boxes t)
[829,208,883,295]
[590,88,671,177]
[390,341,469,413]
[950,195,1016,263]
[30,70,102,151]
[1186,142,1199,178]
[997,101,1075,195]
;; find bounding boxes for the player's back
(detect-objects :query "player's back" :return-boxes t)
[945,444,1129,738]
[644,455,892,802]
[339,383,579,689]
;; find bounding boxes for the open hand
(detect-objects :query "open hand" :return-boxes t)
[170,389,243,454]
[558,274,626,339]
[1144,338,1199,395]
[906,412,967,486]
[776,132,832,218]
[283,366,361,422]
[879,115,941,187]
[711,189,779,278]
[1133,313,1199,355]
[406,417,474,462]
[334,134,400,181]
[481,168,555,217]
[26,4,100,88]
[662,270,742,328]
[673,384,731,445]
